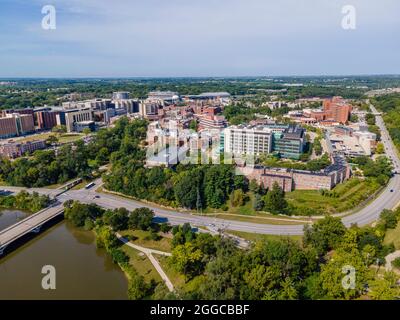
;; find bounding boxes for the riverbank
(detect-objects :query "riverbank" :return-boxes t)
[0,220,128,299]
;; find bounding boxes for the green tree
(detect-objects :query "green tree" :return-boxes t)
[104,207,129,231]
[230,189,245,207]
[319,248,371,299]
[375,142,385,154]
[263,182,288,214]
[378,209,398,230]
[170,242,204,280]
[127,273,150,300]
[304,216,346,255]
[368,272,400,300]
[128,207,154,230]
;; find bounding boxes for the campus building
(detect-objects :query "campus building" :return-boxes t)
[56,107,93,132]
[304,96,352,124]
[223,124,305,159]
[239,156,350,191]
[34,108,58,130]
[0,113,35,138]
[224,125,273,156]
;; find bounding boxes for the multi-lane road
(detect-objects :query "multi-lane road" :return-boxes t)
[2,102,400,235]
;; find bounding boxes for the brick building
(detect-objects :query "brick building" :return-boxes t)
[0,113,35,138]
[0,140,47,158]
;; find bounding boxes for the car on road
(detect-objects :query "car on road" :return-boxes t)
[85,182,95,189]
[390,189,394,193]
[93,195,100,199]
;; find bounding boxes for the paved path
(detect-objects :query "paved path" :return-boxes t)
[116,233,174,292]
[385,250,400,272]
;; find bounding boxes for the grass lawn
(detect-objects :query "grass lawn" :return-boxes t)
[154,254,204,292]
[286,178,382,215]
[119,229,172,252]
[121,245,161,282]
[227,230,303,244]
[383,223,400,250]
[210,213,307,225]
[17,132,84,144]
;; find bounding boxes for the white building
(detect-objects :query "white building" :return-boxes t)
[224,125,273,156]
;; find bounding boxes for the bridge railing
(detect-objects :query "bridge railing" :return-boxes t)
[0,205,64,242]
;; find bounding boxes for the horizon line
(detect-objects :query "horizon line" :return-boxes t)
[1,74,400,80]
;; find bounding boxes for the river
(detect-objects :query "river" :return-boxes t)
[0,210,128,300]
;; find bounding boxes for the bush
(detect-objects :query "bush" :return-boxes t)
[146,232,161,241]
[379,209,398,230]
[392,257,400,269]
[110,248,129,265]
[160,223,172,233]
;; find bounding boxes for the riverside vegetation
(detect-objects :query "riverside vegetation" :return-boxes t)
[64,200,400,300]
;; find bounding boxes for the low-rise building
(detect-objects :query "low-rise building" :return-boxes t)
[239,156,350,191]
[0,140,47,158]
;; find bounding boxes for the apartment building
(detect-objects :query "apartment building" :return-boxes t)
[0,140,47,158]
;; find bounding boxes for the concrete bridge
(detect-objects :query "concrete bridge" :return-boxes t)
[0,204,64,255]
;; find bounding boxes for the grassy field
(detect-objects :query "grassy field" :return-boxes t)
[17,132,84,144]
[121,245,162,282]
[384,223,400,250]
[119,229,172,252]
[286,178,382,215]
[209,213,307,225]
[155,254,204,292]
[227,230,303,244]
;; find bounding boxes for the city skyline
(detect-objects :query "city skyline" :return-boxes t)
[1,0,400,77]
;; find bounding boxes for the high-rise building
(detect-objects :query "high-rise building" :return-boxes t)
[224,125,273,156]
[224,124,305,159]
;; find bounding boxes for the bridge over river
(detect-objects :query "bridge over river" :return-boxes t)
[0,204,64,255]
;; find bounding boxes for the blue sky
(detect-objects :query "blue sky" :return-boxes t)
[0,0,399,77]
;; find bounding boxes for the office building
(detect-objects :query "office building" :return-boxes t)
[273,126,305,159]
[224,124,305,159]
[56,108,93,132]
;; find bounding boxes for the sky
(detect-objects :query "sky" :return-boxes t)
[0,0,399,77]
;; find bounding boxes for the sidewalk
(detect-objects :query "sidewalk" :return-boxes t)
[116,233,174,292]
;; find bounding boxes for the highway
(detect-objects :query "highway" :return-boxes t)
[1,102,399,236]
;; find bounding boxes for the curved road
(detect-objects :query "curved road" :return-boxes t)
[1,103,399,235]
